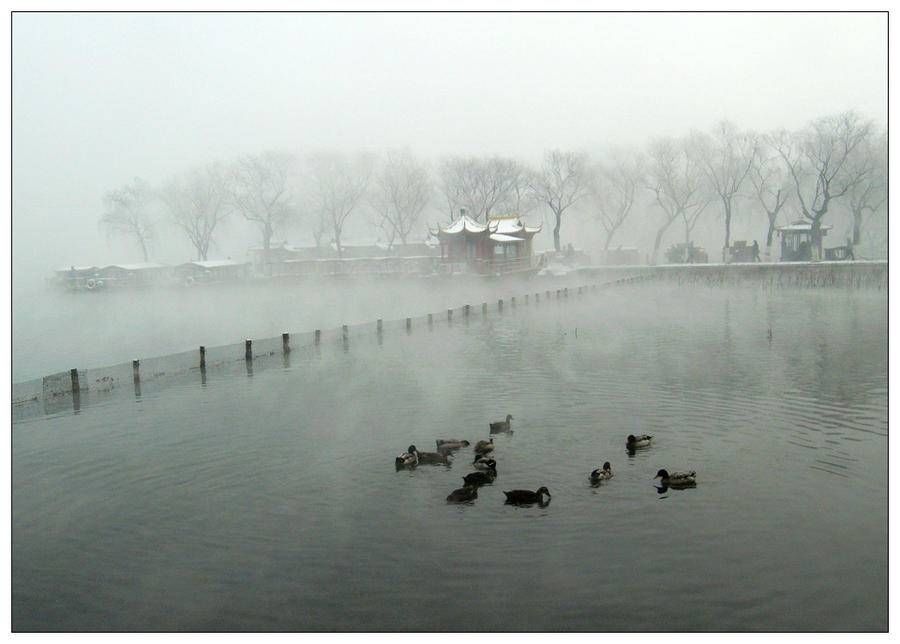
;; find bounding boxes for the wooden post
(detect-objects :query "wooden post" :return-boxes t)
[482,302,487,314]
[245,339,252,361]
[564,287,569,297]
[199,346,206,370]
[428,313,433,326]
[535,292,540,302]
[132,359,141,397]
[406,317,412,332]
[447,308,453,321]
[377,319,383,333]
[315,329,321,345]
[464,304,470,316]
[342,325,349,341]
[70,368,80,397]
[511,296,516,307]
[282,332,291,354]
[70,368,81,411]
[524,294,529,304]
[498,298,503,311]
[556,289,561,298]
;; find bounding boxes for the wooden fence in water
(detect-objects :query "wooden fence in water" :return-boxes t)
[12,260,886,418]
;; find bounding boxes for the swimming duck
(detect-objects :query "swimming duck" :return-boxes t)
[590,462,613,483]
[436,439,470,451]
[463,470,496,486]
[627,434,653,449]
[489,414,513,433]
[417,450,451,465]
[395,445,419,468]
[503,487,551,505]
[473,455,497,471]
[474,438,495,455]
[436,444,455,457]
[654,469,696,487]
[446,485,478,503]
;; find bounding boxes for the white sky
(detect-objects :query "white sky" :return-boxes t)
[10,12,888,276]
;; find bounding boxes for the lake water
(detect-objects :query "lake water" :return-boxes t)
[12,285,887,631]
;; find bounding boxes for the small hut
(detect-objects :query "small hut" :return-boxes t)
[776,221,832,261]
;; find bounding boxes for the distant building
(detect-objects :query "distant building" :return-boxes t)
[431,213,542,275]
[247,241,322,266]
[53,265,102,291]
[776,221,832,261]
[97,263,173,287]
[176,260,250,285]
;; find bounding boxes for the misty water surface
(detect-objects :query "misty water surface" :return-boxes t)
[12,285,887,631]
[13,278,559,383]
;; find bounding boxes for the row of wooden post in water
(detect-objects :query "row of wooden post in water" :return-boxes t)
[63,276,647,407]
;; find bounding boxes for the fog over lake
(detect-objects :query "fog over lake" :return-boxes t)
[11,11,888,634]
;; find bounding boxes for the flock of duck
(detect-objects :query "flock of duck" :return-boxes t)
[394,415,697,505]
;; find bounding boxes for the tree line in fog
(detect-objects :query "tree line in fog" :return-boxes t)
[99,110,886,264]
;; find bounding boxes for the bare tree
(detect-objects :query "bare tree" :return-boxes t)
[587,150,643,252]
[369,149,432,249]
[494,160,540,216]
[772,111,873,260]
[749,140,792,259]
[693,122,757,259]
[99,177,155,261]
[160,163,231,261]
[845,128,886,253]
[437,155,521,222]
[530,149,589,251]
[306,152,374,258]
[230,151,297,269]
[645,137,709,264]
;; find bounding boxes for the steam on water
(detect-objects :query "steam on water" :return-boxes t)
[11,11,888,634]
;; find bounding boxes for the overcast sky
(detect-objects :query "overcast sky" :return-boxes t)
[11,12,887,278]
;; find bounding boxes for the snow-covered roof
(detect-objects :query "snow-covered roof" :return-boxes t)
[438,215,490,234]
[248,241,306,252]
[776,222,833,232]
[489,215,542,235]
[182,260,247,269]
[55,265,98,273]
[329,240,390,250]
[490,233,525,243]
[102,263,169,271]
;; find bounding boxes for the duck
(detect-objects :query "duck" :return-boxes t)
[446,485,478,503]
[463,469,496,486]
[417,450,451,465]
[473,438,495,455]
[473,455,497,471]
[395,445,418,468]
[503,487,551,505]
[627,434,653,449]
[654,469,696,487]
[436,444,455,458]
[436,439,470,451]
[489,414,513,433]
[590,462,613,483]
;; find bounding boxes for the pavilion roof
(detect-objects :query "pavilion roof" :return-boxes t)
[776,221,833,233]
